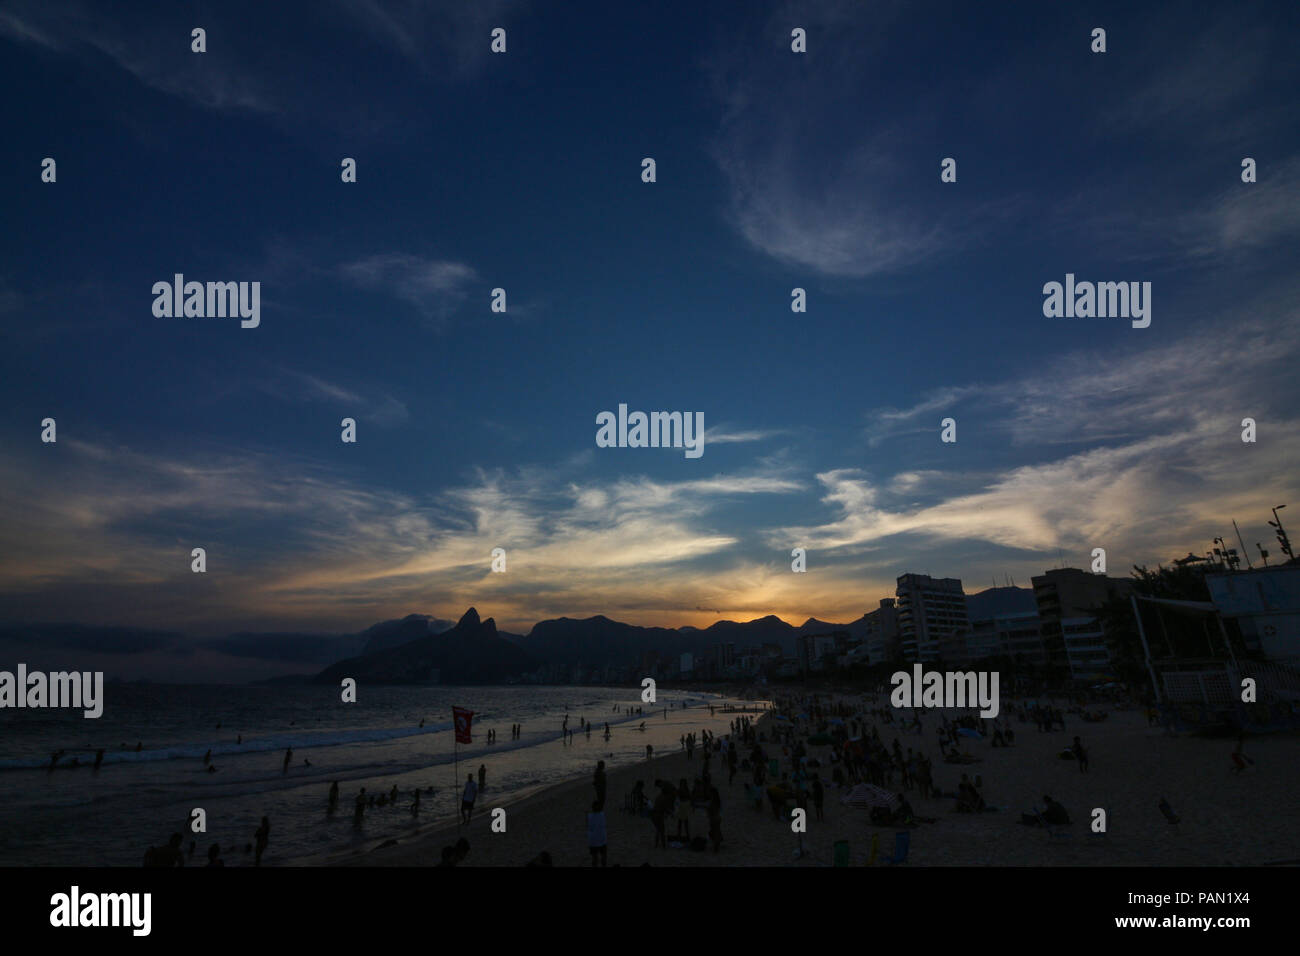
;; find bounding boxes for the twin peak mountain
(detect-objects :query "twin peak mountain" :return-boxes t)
[312,608,842,685]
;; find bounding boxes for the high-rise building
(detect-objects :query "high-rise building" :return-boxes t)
[968,611,1046,663]
[863,598,901,665]
[896,573,969,661]
[1031,568,1132,677]
[713,642,736,675]
[798,631,846,672]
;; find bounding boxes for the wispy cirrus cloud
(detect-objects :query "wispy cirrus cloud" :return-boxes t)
[0,439,804,634]
[339,253,479,326]
[333,0,523,75]
[0,1,280,113]
[705,0,1011,278]
[782,284,1300,572]
[703,425,788,445]
[864,282,1300,450]
[268,367,411,427]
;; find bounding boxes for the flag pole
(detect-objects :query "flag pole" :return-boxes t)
[454,734,459,824]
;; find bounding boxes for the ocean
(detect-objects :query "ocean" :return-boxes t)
[0,683,759,865]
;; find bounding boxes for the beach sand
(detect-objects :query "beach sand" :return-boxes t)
[331,705,1300,867]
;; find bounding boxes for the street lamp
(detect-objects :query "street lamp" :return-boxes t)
[1268,505,1293,561]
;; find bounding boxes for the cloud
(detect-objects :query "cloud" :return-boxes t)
[781,288,1300,571]
[339,254,479,326]
[1101,20,1283,143]
[265,367,411,427]
[332,0,522,75]
[705,1,1002,278]
[0,440,805,634]
[0,2,281,113]
[704,425,787,445]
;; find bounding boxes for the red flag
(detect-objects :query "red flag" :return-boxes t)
[453,707,475,744]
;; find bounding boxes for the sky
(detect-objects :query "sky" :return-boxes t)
[2,0,1299,646]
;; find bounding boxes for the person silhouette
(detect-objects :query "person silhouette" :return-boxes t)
[254,817,270,866]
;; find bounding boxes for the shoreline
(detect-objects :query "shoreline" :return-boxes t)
[324,696,1300,867]
[309,702,771,866]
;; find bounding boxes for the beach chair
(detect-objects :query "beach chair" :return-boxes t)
[833,840,850,867]
[884,830,910,864]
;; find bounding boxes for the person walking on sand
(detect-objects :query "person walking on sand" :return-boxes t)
[461,774,478,824]
[354,788,366,825]
[1073,736,1088,773]
[587,801,608,867]
[675,779,692,841]
[593,760,607,809]
[283,748,293,773]
[707,790,723,853]
[254,817,270,866]
[328,781,339,811]
[478,764,487,792]
[652,781,672,849]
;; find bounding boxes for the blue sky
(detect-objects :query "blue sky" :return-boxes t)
[2,0,1298,639]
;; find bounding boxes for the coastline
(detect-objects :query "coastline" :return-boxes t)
[325,699,1300,867]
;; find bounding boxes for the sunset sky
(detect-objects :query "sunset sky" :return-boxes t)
[2,0,1298,643]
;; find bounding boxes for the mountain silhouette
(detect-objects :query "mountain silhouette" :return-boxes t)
[313,608,536,685]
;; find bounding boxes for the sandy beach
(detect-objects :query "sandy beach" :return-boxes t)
[331,702,1300,867]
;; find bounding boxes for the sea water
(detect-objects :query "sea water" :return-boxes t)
[0,683,760,865]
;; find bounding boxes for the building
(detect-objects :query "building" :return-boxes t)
[798,631,847,673]
[1205,564,1300,664]
[1060,617,1112,679]
[1031,568,1133,677]
[896,574,969,662]
[966,610,1043,663]
[863,598,901,665]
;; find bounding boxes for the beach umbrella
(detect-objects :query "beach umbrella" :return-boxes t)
[957,728,981,739]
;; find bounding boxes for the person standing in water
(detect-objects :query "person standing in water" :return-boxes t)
[283,748,293,772]
[328,781,339,811]
[478,764,487,792]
